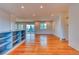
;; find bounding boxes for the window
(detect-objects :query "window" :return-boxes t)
[16,23,24,30]
[26,24,35,32]
[40,22,47,30]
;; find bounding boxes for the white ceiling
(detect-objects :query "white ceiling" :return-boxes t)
[0,3,69,19]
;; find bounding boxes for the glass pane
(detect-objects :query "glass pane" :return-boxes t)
[25,24,35,47]
[26,25,30,32]
[31,24,35,32]
[16,24,24,30]
[40,22,47,30]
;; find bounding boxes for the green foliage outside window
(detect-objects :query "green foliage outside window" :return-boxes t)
[40,22,47,30]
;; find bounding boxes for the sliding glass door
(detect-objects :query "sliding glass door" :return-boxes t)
[25,23,35,46]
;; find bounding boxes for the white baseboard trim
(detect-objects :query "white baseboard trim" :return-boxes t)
[68,43,79,51]
[4,40,25,55]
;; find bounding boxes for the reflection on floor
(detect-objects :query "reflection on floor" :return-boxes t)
[9,35,79,55]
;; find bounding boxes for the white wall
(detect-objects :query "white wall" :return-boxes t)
[0,9,11,33]
[10,15,17,31]
[69,4,79,51]
[53,16,65,40]
[61,13,69,40]
[0,9,17,33]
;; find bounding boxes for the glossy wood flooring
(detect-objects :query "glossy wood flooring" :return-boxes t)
[9,35,79,55]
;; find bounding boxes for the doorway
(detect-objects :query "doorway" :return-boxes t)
[25,23,35,46]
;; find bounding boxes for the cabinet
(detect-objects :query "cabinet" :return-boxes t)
[0,30,25,54]
[13,31,21,46]
[0,32,12,54]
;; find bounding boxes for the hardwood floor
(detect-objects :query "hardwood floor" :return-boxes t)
[9,35,79,55]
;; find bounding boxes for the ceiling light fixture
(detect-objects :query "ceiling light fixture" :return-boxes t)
[21,5,24,9]
[40,5,43,8]
[33,14,36,16]
[51,14,54,16]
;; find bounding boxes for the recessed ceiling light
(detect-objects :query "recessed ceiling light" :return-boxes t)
[51,14,54,16]
[40,5,43,8]
[33,14,36,16]
[21,5,24,8]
